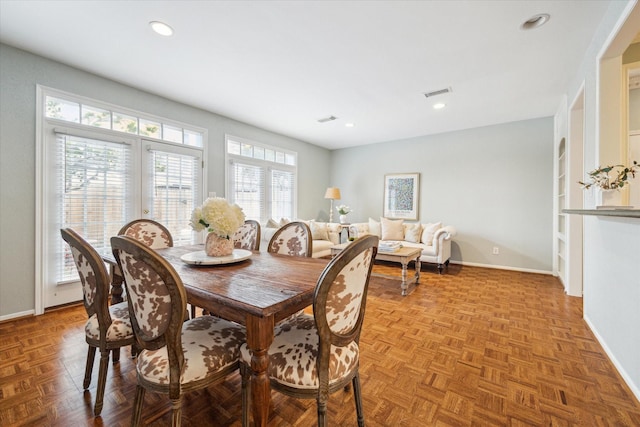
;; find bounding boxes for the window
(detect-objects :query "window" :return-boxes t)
[226,136,297,222]
[37,86,206,310]
[45,94,203,147]
[144,143,201,246]
[56,133,133,282]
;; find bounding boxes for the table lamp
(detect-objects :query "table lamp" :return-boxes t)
[324,187,341,223]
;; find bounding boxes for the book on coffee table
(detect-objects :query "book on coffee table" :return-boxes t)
[379,241,403,252]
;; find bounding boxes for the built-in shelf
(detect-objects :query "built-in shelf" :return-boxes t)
[563,209,640,218]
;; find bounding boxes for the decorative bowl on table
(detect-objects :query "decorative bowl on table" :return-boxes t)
[180,249,252,266]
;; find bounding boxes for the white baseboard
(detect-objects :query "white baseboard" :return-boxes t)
[0,309,35,323]
[584,314,640,403]
[449,260,553,276]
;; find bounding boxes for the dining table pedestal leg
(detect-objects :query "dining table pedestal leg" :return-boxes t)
[246,315,275,427]
[109,264,125,304]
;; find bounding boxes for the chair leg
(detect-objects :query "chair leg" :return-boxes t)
[240,363,250,427]
[94,349,110,416]
[352,373,365,427]
[113,347,121,363]
[83,346,96,389]
[170,397,182,427]
[131,385,145,427]
[131,342,140,358]
[317,391,328,427]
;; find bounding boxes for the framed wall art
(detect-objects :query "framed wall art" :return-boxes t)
[383,173,420,220]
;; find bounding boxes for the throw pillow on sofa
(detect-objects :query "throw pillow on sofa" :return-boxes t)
[404,223,422,243]
[381,217,404,240]
[279,218,291,226]
[368,217,381,238]
[266,218,280,228]
[309,220,329,240]
[421,222,442,245]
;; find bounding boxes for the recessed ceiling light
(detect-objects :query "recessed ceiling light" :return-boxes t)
[150,21,174,36]
[345,123,355,128]
[521,13,550,30]
[433,103,446,110]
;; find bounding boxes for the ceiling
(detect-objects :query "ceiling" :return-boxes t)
[0,0,615,150]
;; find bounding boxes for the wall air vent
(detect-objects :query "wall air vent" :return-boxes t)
[317,115,337,123]
[423,87,452,98]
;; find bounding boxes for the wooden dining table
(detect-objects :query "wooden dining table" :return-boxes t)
[105,244,330,427]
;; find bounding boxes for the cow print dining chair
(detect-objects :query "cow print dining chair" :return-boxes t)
[240,234,379,427]
[110,235,246,427]
[60,228,135,417]
[118,218,173,249]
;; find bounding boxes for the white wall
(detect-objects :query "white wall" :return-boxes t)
[563,0,640,399]
[331,118,554,273]
[0,43,331,318]
[583,217,640,397]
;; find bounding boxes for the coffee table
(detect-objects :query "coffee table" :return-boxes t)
[331,242,421,296]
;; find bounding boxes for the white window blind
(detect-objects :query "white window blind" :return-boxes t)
[147,147,201,246]
[228,160,265,221]
[271,168,294,220]
[56,132,132,282]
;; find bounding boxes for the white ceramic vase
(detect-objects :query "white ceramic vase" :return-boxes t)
[598,188,620,207]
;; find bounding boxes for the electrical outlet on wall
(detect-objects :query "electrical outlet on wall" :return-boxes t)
[492,247,499,255]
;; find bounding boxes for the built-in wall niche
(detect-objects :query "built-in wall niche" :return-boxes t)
[626,44,640,206]
[555,137,567,286]
[598,7,639,206]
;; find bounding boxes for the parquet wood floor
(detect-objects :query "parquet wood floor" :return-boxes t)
[1,263,639,426]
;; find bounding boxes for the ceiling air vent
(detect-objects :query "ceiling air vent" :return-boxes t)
[317,115,337,123]
[423,87,452,98]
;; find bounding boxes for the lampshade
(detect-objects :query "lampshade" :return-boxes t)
[324,187,341,200]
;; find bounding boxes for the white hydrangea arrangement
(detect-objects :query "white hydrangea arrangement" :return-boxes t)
[336,204,352,215]
[190,197,245,238]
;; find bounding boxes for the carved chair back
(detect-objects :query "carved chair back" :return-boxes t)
[118,219,173,249]
[267,221,312,257]
[111,235,186,386]
[314,234,378,381]
[60,228,113,335]
[233,219,261,251]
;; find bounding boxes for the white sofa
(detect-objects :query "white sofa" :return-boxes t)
[260,219,342,258]
[348,218,456,273]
